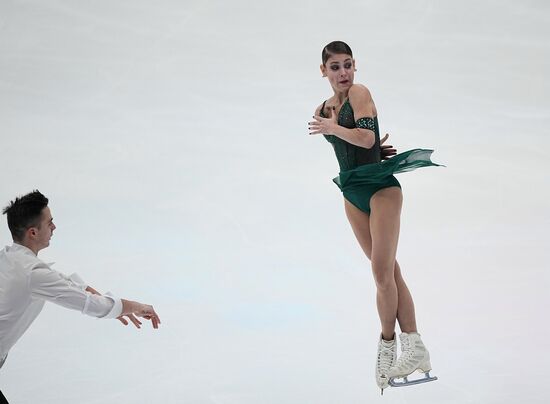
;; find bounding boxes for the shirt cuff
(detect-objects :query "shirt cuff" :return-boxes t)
[101,292,123,319]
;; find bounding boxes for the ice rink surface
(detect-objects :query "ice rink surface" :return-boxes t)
[0,0,549,402]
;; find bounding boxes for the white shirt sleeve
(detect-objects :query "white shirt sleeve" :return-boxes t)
[30,264,122,319]
[56,269,88,290]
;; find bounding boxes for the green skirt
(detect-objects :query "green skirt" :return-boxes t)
[333,149,442,214]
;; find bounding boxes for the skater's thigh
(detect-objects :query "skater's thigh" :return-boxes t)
[369,187,402,268]
[344,198,372,259]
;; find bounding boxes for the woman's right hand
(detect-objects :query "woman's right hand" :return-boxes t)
[309,106,338,135]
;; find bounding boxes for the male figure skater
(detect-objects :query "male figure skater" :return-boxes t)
[0,190,161,403]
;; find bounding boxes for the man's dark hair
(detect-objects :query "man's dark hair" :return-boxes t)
[2,190,49,241]
[322,41,353,65]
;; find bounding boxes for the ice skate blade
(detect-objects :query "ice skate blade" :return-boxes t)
[389,372,438,388]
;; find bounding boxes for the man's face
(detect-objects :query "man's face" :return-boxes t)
[33,207,56,250]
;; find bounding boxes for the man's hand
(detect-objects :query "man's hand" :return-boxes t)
[380,133,397,160]
[86,286,149,328]
[117,313,143,328]
[121,299,161,329]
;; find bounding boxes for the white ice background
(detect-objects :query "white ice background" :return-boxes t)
[0,0,549,403]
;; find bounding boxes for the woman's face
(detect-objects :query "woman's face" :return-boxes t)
[321,53,355,92]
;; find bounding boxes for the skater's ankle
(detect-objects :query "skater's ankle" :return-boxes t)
[381,332,395,342]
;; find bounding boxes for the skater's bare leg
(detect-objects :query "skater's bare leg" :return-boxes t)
[344,190,410,340]
[394,261,417,333]
[369,187,402,340]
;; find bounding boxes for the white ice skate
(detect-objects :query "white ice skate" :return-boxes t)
[386,332,438,388]
[375,334,397,395]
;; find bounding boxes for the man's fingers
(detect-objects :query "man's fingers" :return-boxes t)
[142,313,160,329]
[149,311,161,328]
[127,314,142,328]
[130,314,142,325]
[380,133,389,144]
[117,314,145,329]
[132,304,161,329]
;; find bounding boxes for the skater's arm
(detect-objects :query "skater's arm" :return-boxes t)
[58,273,143,324]
[86,287,160,328]
[309,86,376,148]
[350,86,397,159]
[56,270,89,290]
[309,113,375,148]
[86,286,146,328]
[30,264,122,318]
[31,265,160,327]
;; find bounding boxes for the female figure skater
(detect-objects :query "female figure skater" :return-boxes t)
[308,41,440,393]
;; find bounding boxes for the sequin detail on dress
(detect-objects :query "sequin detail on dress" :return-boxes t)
[355,117,376,131]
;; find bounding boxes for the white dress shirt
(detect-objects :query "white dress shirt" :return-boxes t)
[0,243,122,366]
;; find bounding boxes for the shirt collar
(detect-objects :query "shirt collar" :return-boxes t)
[11,242,37,257]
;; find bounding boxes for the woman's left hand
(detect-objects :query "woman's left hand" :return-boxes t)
[380,133,397,159]
[309,107,337,135]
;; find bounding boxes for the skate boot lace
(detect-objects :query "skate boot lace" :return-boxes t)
[399,338,414,362]
[393,336,422,371]
[377,343,394,370]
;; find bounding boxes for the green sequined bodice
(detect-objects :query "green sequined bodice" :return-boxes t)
[322,99,381,172]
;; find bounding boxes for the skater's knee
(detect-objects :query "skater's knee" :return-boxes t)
[372,261,395,289]
[374,276,395,291]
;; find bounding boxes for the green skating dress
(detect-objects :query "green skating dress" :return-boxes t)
[321,99,441,214]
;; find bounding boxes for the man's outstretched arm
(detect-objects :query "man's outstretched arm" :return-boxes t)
[30,264,160,328]
[86,286,158,328]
